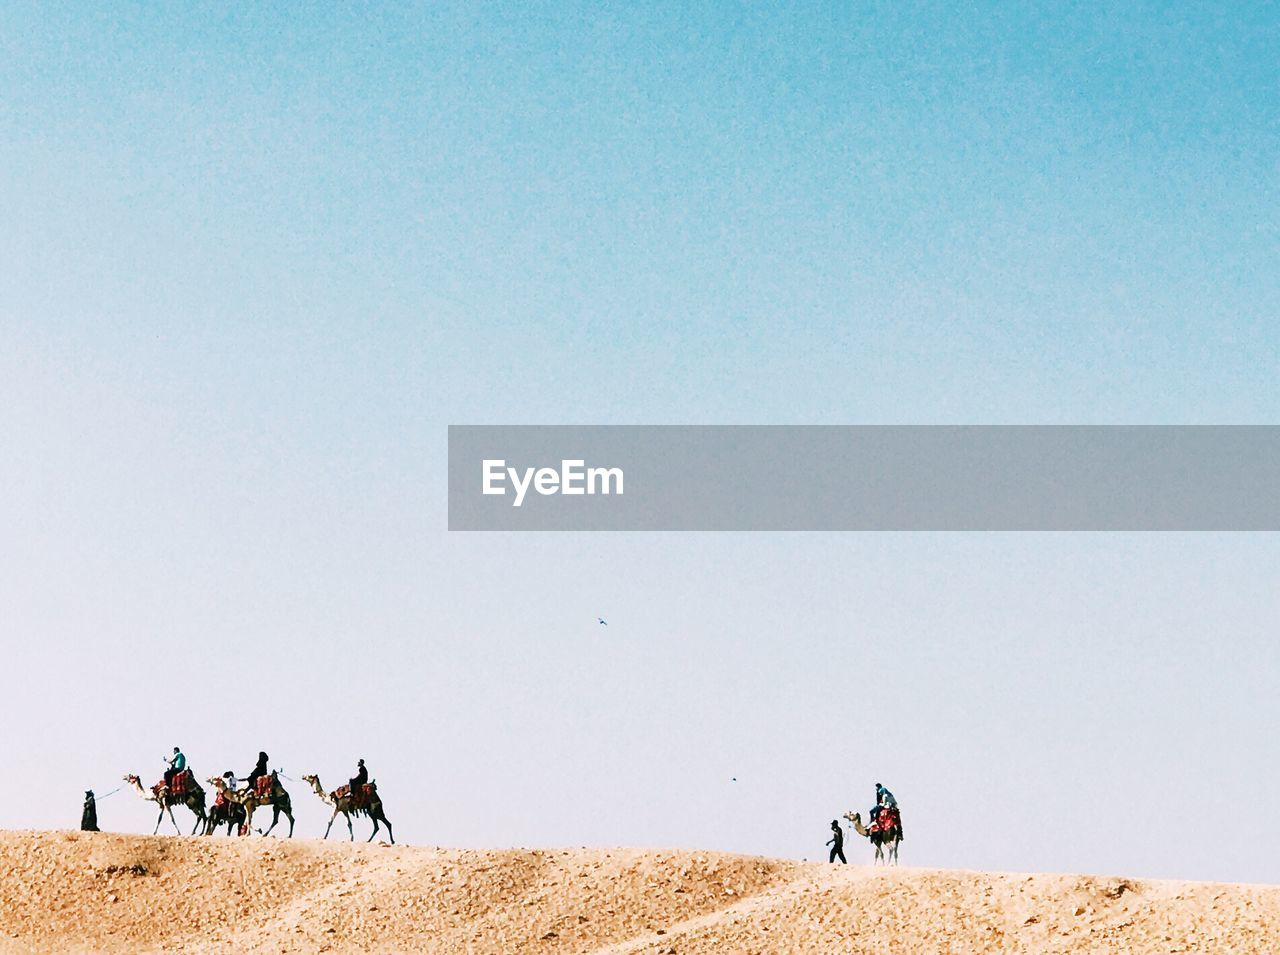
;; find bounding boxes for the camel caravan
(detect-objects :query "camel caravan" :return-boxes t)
[122,748,393,843]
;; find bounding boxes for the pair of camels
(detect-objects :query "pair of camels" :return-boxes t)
[123,771,394,843]
[842,810,903,864]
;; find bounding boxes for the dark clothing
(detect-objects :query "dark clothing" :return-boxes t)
[247,755,269,787]
[827,825,846,864]
[81,794,99,832]
[349,765,369,795]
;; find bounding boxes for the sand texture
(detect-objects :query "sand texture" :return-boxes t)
[1,831,1277,953]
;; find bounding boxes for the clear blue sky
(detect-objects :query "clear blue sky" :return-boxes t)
[1,3,1278,881]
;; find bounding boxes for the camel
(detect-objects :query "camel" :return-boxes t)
[843,810,903,865]
[300,774,394,844]
[124,773,207,835]
[208,773,295,837]
[202,778,247,835]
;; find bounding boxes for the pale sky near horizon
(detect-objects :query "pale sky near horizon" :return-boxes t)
[2,3,1278,883]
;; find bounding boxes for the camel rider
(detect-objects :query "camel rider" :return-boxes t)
[349,759,368,800]
[223,770,239,795]
[245,752,269,792]
[164,747,186,787]
[871,781,897,824]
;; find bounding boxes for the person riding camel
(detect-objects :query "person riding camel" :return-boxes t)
[164,747,187,788]
[245,752,269,792]
[218,770,239,805]
[349,759,368,803]
[870,781,896,825]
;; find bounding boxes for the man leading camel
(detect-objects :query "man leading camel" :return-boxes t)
[827,819,847,864]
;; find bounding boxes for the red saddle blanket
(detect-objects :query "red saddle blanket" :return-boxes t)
[334,783,374,807]
[254,775,273,797]
[154,770,190,798]
[869,807,900,834]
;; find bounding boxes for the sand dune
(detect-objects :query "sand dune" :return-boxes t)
[1,831,1277,953]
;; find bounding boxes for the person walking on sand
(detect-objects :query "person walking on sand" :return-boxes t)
[81,790,99,831]
[827,819,847,864]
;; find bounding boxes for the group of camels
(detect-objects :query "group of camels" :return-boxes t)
[121,770,395,844]
[122,766,897,863]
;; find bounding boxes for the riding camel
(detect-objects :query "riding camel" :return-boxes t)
[208,773,295,837]
[300,774,395,844]
[124,773,207,835]
[843,810,902,864]
[202,778,247,835]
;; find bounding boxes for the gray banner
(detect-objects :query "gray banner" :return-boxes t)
[448,426,1280,531]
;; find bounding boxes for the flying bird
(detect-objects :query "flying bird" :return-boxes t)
[598,618,607,626]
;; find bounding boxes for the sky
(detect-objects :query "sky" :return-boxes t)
[1,2,1278,882]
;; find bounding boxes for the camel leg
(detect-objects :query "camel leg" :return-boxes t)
[368,816,379,842]
[153,807,164,835]
[323,809,337,839]
[167,805,181,835]
[346,812,354,841]
[379,813,394,845]
[264,801,295,838]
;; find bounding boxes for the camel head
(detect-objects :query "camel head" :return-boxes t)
[843,811,869,837]
[302,774,327,792]
[207,777,225,790]
[125,774,162,801]
[301,774,336,804]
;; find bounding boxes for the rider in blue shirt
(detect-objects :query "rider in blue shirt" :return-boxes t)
[871,781,896,823]
[164,747,187,787]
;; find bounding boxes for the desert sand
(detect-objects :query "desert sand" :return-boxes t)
[1,830,1277,953]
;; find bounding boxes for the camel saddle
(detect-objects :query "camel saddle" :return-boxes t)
[334,783,374,807]
[254,774,273,797]
[155,770,190,798]
[869,806,900,835]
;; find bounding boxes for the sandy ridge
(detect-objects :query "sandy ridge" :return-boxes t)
[2,831,1279,953]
